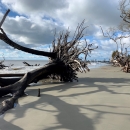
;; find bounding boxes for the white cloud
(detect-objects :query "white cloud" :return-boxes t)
[1,0,68,16]
[0,0,129,60]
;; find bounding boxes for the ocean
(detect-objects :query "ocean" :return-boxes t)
[0,60,109,74]
[3,60,48,67]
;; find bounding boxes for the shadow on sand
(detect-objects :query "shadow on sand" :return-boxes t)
[0,77,130,130]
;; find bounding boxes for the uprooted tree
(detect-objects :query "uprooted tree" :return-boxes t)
[119,0,130,26]
[98,0,130,71]
[100,23,130,68]
[100,27,130,70]
[0,10,97,114]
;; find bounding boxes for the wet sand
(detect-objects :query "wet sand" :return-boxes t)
[0,65,130,130]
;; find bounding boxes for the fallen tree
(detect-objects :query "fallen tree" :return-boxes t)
[23,61,40,66]
[0,58,6,69]
[98,1,130,71]
[0,10,97,114]
[0,55,13,69]
[100,25,130,71]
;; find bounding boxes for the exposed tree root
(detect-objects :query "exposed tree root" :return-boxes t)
[0,10,97,114]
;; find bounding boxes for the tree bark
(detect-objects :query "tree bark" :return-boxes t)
[0,61,65,114]
[0,11,97,114]
[0,9,10,28]
[0,32,56,58]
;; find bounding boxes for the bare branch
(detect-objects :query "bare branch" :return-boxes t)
[119,0,130,23]
[0,9,10,28]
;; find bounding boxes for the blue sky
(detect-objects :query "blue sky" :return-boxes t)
[0,0,130,61]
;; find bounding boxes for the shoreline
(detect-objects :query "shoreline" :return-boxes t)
[0,63,111,77]
[1,65,130,130]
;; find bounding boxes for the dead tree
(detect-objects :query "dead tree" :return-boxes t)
[0,55,9,69]
[0,10,97,114]
[119,0,130,24]
[100,25,130,67]
[0,54,14,69]
[119,0,130,33]
[0,58,5,69]
[118,0,130,52]
[100,26,130,54]
[23,61,40,66]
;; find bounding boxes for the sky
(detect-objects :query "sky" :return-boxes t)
[0,0,130,61]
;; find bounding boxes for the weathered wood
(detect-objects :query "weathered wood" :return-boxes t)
[23,61,40,66]
[0,55,9,69]
[0,73,24,77]
[0,77,21,87]
[0,61,66,114]
[0,28,56,58]
[0,10,97,114]
[37,88,40,97]
[23,61,32,66]
[0,9,10,28]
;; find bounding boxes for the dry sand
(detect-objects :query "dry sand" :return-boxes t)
[0,65,130,130]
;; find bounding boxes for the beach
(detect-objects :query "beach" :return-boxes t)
[0,65,130,130]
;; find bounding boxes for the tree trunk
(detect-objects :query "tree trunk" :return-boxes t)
[0,61,65,114]
[0,10,97,114]
[0,32,56,58]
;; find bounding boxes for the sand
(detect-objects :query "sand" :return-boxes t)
[0,65,130,130]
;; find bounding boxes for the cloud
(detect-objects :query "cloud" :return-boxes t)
[2,15,65,45]
[0,0,128,60]
[1,0,68,16]
[1,0,122,29]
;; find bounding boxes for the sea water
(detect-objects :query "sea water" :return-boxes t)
[0,60,49,74]
[3,60,48,67]
[0,60,109,74]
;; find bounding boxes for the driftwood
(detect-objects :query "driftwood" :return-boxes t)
[0,55,12,69]
[0,73,24,77]
[0,9,10,28]
[37,88,40,97]
[101,32,130,72]
[112,60,121,67]
[23,61,40,66]
[112,52,130,73]
[0,55,5,69]
[119,0,130,24]
[0,77,21,87]
[0,10,97,114]
[121,58,130,72]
